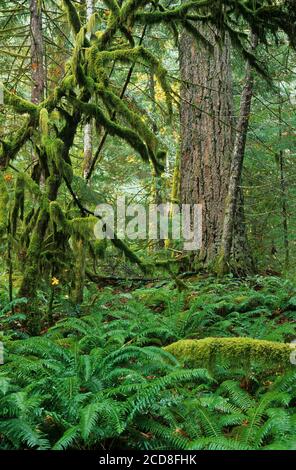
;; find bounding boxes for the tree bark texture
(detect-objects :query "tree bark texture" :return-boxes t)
[218,35,257,275]
[180,26,253,272]
[30,0,45,104]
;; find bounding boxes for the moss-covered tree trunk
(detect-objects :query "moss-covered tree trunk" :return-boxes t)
[18,108,80,332]
[83,0,94,180]
[70,237,87,306]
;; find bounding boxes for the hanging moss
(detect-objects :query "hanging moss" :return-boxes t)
[70,216,97,241]
[19,209,49,291]
[39,108,49,136]
[120,0,147,23]
[139,46,172,119]
[134,4,210,25]
[49,202,71,233]
[72,26,87,86]
[164,337,295,370]
[96,84,159,154]
[20,208,40,250]
[22,172,43,199]
[10,175,25,236]
[0,173,9,236]
[70,236,87,305]
[0,117,35,170]
[88,45,173,118]
[103,0,120,16]
[50,202,96,241]
[62,0,81,35]
[86,12,100,35]
[41,136,73,181]
[42,136,62,166]
[70,98,150,163]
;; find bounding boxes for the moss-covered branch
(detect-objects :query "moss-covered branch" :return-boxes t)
[70,97,150,164]
[165,337,295,369]
[62,0,81,35]
[3,88,39,115]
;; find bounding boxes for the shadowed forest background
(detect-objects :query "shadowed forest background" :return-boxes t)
[1,0,296,451]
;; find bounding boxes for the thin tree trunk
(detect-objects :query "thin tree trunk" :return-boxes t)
[165,150,180,249]
[83,0,94,179]
[278,95,289,270]
[279,149,289,269]
[71,237,87,305]
[217,35,257,275]
[30,0,44,104]
[30,0,45,187]
[149,71,164,250]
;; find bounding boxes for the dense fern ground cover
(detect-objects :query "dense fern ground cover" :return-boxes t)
[1,275,296,450]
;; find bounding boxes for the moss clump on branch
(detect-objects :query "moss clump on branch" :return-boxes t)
[71,98,151,165]
[96,85,161,154]
[39,108,49,136]
[10,175,25,236]
[164,337,295,369]
[50,201,97,241]
[0,173,9,235]
[62,0,81,35]
[103,0,121,17]
[0,118,35,169]
[4,88,38,115]
[88,45,172,117]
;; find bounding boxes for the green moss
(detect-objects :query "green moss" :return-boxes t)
[88,45,172,117]
[96,84,159,154]
[70,217,97,241]
[41,136,72,180]
[120,0,147,22]
[50,202,96,241]
[62,0,81,35]
[164,337,294,369]
[72,27,87,86]
[49,202,71,233]
[0,173,9,235]
[70,236,86,305]
[4,87,38,115]
[22,172,42,199]
[103,0,120,17]
[39,108,49,136]
[70,98,150,163]
[0,117,35,169]
[20,209,39,249]
[10,175,25,236]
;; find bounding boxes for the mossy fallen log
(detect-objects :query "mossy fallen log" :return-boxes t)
[164,337,295,370]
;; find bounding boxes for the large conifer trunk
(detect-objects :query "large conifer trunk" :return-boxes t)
[180,26,252,271]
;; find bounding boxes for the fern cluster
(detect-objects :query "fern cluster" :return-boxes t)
[1,275,296,450]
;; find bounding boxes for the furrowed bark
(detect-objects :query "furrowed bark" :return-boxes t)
[217,34,257,275]
[180,26,234,265]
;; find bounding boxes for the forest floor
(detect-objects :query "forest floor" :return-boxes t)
[1,274,296,450]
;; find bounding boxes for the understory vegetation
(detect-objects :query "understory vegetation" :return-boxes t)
[1,275,296,450]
